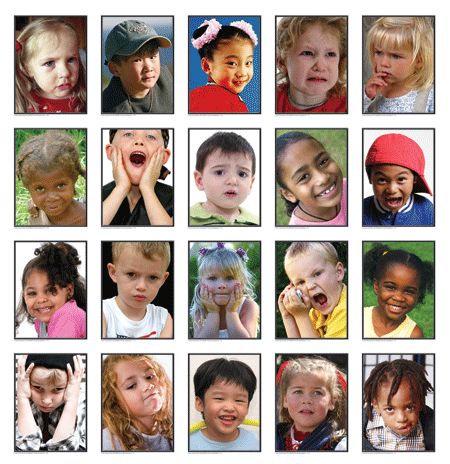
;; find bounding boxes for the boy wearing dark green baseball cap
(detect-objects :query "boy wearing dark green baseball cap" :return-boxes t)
[102,18,173,113]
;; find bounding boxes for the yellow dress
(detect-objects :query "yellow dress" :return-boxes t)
[364,306,417,338]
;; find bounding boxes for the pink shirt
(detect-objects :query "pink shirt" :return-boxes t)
[34,299,86,338]
[289,178,347,226]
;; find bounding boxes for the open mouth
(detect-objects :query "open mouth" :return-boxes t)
[224,190,238,197]
[35,306,52,314]
[313,293,328,307]
[316,182,337,198]
[130,151,146,167]
[219,415,237,425]
[307,77,327,83]
[299,409,314,415]
[383,196,403,209]
[387,304,406,314]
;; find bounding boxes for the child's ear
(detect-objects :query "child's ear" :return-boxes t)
[193,170,205,191]
[162,271,169,284]
[107,61,120,77]
[105,144,114,161]
[373,279,379,295]
[413,174,418,184]
[66,283,75,300]
[250,175,255,188]
[200,57,212,75]
[107,263,118,283]
[162,148,171,164]
[277,56,287,74]
[335,262,345,282]
[194,396,204,413]
[279,188,297,204]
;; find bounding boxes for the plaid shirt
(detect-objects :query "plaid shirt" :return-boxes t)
[366,409,425,451]
[16,397,86,451]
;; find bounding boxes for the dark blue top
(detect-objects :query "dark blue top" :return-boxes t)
[363,194,434,226]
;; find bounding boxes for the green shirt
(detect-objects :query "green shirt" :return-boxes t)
[189,202,259,226]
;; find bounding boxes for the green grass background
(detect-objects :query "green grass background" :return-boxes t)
[363,241,435,338]
[275,128,347,226]
[15,129,87,226]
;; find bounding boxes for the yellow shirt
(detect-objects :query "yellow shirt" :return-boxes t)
[309,284,347,338]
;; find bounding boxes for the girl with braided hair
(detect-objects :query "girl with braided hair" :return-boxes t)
[363,357,434,451]
[16,242,86,338]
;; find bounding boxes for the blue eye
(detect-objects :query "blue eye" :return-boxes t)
[43,60,55,68]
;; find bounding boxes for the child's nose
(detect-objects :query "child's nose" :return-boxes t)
[226,174,238,185]
[57,62,70,77]
[312,55,326,71]
[135,277,147,291]
[142,57,154,70]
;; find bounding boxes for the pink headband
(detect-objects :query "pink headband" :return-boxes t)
[191,18,258,50]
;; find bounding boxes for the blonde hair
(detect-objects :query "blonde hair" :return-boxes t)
[111,242,171,270]
[277,357,346,440]
[277,16,347,97]
[284,241,339,268]
[190,244,255,330]
[102,355,173,451]
[15,17,86,113]
[30,366,68,386]
[367,16,434,91]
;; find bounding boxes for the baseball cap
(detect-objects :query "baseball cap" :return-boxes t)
[105,19,171,63]
[365,133,432,195]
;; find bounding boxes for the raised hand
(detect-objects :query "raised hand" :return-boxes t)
[364,69,389,99]
[139,147,165,192]
[199,284,220,313]
[16,355,33,400]
[225,283,244,313]
[64,355,85,405]
[282,285,311,316]
[110,146,131,193]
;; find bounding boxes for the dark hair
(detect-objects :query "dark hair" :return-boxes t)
[195,131,256,174]
[275,131,322,216]
[16,242,87,330]
[194,358,257,402]
[110,39,159,64]
[192,24,254,60]
[109,129,170,148]
[363,244,434,303]
[364,359,433,421]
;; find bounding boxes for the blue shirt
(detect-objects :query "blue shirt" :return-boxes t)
[190,427,259,451]
[363,194,434,226]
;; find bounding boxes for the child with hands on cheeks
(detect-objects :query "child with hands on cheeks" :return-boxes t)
[16,242,86,339]
[190,357,259,451]
[16,130,86,226]
[363,17,434,113]
[16,354,86,451]
[102,129,173,226]
[276,16,347,113]
[363,245,434,338]
[15,17,86,113]
[363,133,434,226]
[276,356,347,451]
[189,18,258,113]
[278,242,346,338]
[102,354,173,451]
[276,131,346,226]
[189,242,259,338]
[363,358,434,450]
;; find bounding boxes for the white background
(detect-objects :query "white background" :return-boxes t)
[5,0,447,462]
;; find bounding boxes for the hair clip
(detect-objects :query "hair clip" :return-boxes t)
[191,18,222,49]
[336,369,347,395]
[217,242,225,249]
[276,360,290,385]
[236,248,249,262]
[16,40,22,52]
[229,20,258,46]
[382,250,389,256]
[198,247,209,256]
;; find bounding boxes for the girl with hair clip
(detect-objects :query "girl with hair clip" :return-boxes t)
[15,17,86,113]
[276,131,347,226]
[276,356,347,451]
[102,354,173,451]
[276,16,347,113]
[363,245,434,338]
[16,130,86,226]
[16,242,86,339]
[189,242,260,338]
[189,18,258,113]
[363,16,434,113]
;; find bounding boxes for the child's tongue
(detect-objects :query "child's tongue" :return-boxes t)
[313,293,328,307]
[130,152,146,167]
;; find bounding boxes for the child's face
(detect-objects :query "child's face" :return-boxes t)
[284,249,344,315]
[29,366,68,413]
[107,248,169,314]
[26,168,76,220]
[201,268,240,308]
[201,38,254,94]
[24,269,73,324]
[283,372,335,433]
[194,150,255,217]
[372,378,420,436]
[114,359,166,426]
[27,29,80,99]
[372,44,416,88]
[279,139,343,215]
[374,263,420,321]
[370,164,416,213]
[107,129,170,186]
[108,51,160,98]
[195,380,250,442]
[279,24,340,100]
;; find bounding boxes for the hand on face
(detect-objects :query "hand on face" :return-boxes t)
[139,147,165,192]
[279,284,311,316]
[225,283,244,313]
[64,355,84,404]
[16,355,33,400]
[200,284,221,313]
[110,145,131,193]
[365,69,389,99]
